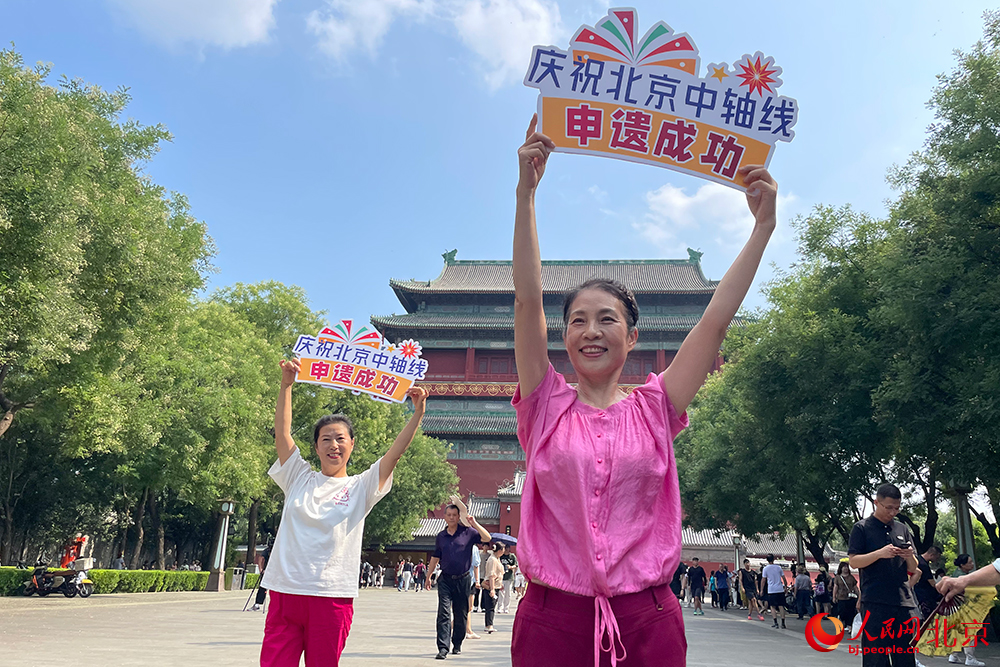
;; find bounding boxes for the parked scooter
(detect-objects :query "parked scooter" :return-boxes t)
[22,562,93,598]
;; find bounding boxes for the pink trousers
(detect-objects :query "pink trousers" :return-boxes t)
[260,591,354,667]
[511,583,686,667]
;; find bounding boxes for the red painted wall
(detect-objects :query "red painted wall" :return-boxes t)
[449,459,522,498]
[423,350,468,378]
[500,501,521,539]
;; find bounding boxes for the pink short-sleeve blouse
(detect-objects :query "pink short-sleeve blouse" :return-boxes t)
[512,364,688,664]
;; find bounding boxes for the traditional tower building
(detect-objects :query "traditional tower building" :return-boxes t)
[372,249,726,539]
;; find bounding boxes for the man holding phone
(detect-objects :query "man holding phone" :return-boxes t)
[848,483,920,667]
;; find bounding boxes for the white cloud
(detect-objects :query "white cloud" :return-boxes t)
[633,182,798,254]
[451,0,565,90]
[307,0,434,62]
[307,0,565,89]
[107,0,279,49]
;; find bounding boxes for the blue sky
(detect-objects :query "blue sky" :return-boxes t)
[3,0,996,320]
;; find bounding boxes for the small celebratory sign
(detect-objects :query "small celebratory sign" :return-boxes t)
[523,7,798,190]
[292,320,427,404]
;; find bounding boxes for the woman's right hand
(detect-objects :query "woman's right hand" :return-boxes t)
[280,358,300,387]
[517,114,556,194]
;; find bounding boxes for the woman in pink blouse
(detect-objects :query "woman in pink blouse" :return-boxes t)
[511,115,778,667]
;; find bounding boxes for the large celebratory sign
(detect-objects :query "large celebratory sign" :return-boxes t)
[292,320,427,404]
[523,8,798,191]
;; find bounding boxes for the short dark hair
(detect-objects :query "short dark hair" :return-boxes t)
[562,279,639,332]
[692,557,700,562]
[876,483,902,501]
[444,504,460,514]
[837,562,850,575]
[928,543,944,555]
[766,554,775,563]
[313,414,354,443]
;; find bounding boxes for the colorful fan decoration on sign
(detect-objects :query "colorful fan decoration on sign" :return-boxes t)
[570,10,699,75]
[291,319,427,404]
[523,7,798,191]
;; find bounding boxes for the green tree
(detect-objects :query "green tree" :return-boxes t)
[873,11,1000,554]
[0,49,212,562]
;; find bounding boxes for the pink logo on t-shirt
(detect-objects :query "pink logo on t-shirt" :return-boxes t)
[330,487,351,507]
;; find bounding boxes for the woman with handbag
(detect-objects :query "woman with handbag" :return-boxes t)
[831,561,859,627]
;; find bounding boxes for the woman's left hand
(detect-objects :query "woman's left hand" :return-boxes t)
[406,385,429,412]
[739,164,777,228]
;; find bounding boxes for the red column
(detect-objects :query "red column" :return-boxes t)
[655,349,666,373]
[465,347,475,379]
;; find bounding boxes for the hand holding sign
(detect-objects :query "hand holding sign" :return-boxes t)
[280,358,301,387]
[739,164,777,228]
[518,114,557,193]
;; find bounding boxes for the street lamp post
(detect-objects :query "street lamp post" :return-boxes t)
[732,534,742,571]
[205,499,236,592]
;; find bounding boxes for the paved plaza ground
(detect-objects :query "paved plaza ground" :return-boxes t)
[1,588,995,667]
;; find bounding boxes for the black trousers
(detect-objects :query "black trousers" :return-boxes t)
[718,588,730,610]
[436,573,471,653]
[255,585,267,606]
[473,583,481,609]
[860,602,917,667]
[482,587,496,627]
[837,598,857,627]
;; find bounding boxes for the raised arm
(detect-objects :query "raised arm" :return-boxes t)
[468,514,492,544]
[275,359,300,464]
[662,165,777,414]
[514,114,557,398]
[379,386,429,490]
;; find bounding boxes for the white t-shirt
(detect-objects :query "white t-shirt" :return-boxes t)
[261,448,392,598]
[762,564,785,594]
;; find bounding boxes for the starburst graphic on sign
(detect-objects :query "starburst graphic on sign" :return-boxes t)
[399,340,422,359]
[736,55,778,95]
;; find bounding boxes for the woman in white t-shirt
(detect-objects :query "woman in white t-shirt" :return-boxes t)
[259,358,429,667]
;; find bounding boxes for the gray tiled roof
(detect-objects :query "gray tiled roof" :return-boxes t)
[468,497,500,521]
[412,518,447,537]
[391,260,716,295]
[682,528,836,558]
[372,312,742,333]
[421,412,517,436]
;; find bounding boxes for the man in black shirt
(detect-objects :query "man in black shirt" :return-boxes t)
[740,558,764,621]
[848,483,919,667]
[426,505,492,660]
[687,558,707,615]
[910,544,942,619]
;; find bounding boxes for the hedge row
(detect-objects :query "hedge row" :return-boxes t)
[88,570,211,593]
[0,567,31,596]
[0,567,212,595]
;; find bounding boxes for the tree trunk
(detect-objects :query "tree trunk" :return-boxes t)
[803,529,829,569]
[149,491,165,570]
[129,488,149,569]
[247,499,260,570]
[971,505,1000,557]
[1,502,13,565]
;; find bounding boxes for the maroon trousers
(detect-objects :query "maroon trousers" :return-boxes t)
[260,591,354,667]
[511,582,687,667]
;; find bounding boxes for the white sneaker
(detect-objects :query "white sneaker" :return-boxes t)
[965,658,985,667]
[915,660,925,667]
[949,656,964,664]
[250,604,261,611]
